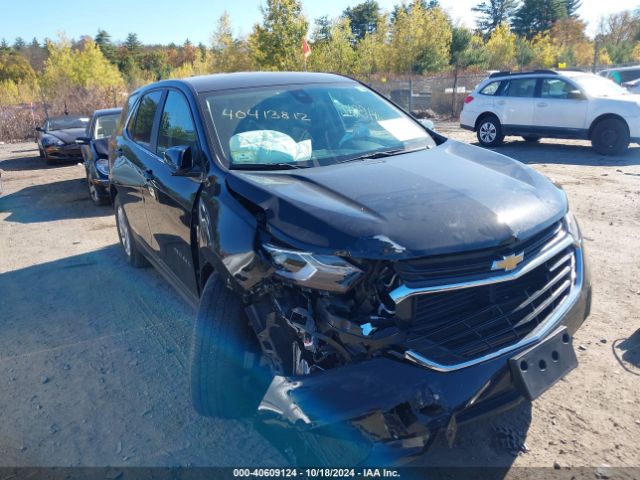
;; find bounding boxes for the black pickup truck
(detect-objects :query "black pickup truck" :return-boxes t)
[109,72,591,465]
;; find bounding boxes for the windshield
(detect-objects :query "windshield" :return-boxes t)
[93,113,120,139]
[573,75,630,97]
[48,116,90,130]
[203,82,435,169]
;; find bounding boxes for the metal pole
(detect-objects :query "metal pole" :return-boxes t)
[409,79,413,113]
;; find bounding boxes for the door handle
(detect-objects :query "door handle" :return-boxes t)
[537,102,548,107]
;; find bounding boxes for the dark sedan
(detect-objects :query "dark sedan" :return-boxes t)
[36,115,89,164]
[76,108,122,205]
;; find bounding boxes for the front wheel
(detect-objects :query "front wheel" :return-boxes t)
[476,115,504,147]
[190,274,268,418]
[591,118,630,155]
[114,196,148,267]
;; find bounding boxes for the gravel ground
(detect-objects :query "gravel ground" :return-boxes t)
[0,125,639,469]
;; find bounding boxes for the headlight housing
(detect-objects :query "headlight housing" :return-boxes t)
[263,244,362,293]
[564,211,582,244]
[42,136,64,147]
[95,158,110,176]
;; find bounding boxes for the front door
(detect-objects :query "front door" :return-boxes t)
[533,78,588,131]
[142,89,202,297]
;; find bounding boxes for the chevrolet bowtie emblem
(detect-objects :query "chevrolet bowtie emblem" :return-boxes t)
[491,252,525,272]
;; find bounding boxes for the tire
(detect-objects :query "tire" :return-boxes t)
[522,135,540,143]
[476,115,504,147]
[87,174,109,206]
[591,118,630,155]
[190,274,267,418]
[114,195,148,267]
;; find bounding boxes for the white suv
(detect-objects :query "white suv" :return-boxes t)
[460,70,640,155]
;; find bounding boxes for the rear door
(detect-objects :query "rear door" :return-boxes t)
[112,90,163,248]
[494,77,538,129]
[143,89,203,298]
[533,77,588,131]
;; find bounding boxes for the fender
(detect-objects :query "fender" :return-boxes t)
[196,179,272,294]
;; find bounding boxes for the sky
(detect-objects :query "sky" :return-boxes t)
[0,0,637,46]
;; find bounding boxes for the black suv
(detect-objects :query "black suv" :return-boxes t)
[109,72,591,463]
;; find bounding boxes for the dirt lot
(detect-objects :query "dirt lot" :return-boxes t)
[0,125,639,470]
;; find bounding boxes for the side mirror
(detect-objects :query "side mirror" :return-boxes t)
[165,146,197,176]
[75,136,91,145]
[568,90,585,100]
[35,126,45,132]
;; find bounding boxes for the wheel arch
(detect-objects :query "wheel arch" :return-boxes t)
[474,112,501,131]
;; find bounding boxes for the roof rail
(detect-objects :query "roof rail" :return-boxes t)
[489,69,559,78]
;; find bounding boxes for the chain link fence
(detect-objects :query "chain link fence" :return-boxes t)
[368,73,488,119]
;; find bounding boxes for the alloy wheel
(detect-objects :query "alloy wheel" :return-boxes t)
[479,122,497,144]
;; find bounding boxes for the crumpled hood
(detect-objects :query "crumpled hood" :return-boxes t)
[226,140,567,259]
[47,128,86,144]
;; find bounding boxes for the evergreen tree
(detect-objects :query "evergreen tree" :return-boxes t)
[312,16,332,42]
[124,33,143,56]
[343,0,381,41]
[13,37,26,50]
[564,0,582,18]
[473,0,518,36]
[95,30,117,64]
[513,0,568,38]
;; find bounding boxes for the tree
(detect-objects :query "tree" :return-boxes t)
[513,0,568,38]
[449,27,487,114]
[249,0,309,71]
[0,39,9,53]
[389,1,452,73]
[41,37,125,98]
[565,0,581,18]
[484,23,517,69]
[124,33,143,57]
[515,36,534,70]
[312,16,332,42]
[343,0,381,41]
[598,10,640,64]
[472,0,518,36]
[351,14,390,76]
[95,30,117,64]
[211,11,254,72]
[0,51,37,82]
[13,37,25,50]
[308,17,356,74]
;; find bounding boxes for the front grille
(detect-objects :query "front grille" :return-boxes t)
[403,244,576,365]
[395,221,563,287]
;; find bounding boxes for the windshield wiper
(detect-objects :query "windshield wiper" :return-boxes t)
[337,147,427,164]
[229,162,308,171]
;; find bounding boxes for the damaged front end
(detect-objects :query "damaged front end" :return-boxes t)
[239,215,591,464]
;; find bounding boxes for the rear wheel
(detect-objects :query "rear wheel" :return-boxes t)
[476,115,504,147]
[591,118,630,155]
[189,274,267,418]
[522,135,540,143]
[114,196,148,267]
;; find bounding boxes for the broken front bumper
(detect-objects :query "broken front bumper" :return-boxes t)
[257,265,591,464]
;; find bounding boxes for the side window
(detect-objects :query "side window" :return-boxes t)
[505,78,537,98]
[131,91,162,149]
[156,91,198,160]
[480,81,501,96]
[540,78,575,99]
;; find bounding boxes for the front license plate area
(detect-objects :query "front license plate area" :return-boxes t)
[509,326,578,401]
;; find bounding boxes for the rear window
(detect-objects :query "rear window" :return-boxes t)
[504,78,537,98]
[611,69,640,84]
[130,91,163,148]
[479,81,501,96]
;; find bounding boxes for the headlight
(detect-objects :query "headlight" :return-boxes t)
[564,211,582,244]
[263,244,362,293]
[42,136,64,147]
[95,158,110,176]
